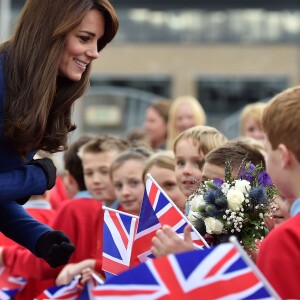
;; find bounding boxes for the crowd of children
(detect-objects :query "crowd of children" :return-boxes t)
[0,86,298,299]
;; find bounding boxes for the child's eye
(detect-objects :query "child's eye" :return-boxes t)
[114,183,122,190]
[100,169,109,175]
[129,180,141,187]
[176,160,185,167]
[164,182,176,191]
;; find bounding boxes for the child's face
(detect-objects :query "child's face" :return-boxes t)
[112,159,145,216]
[243,117,265,140]
[82,150,118,201]
[202,162,225,181]
[264,137,294,200]
[149,165,187,212]
[273,194,290,227]
[175,138,203,197]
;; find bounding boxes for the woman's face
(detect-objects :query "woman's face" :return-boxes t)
[144,107,167,148]
[174,103,197,133]
[59,9,104,81]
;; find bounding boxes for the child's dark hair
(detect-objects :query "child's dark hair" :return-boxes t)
[205,141,265,171]
[63,135,93,191]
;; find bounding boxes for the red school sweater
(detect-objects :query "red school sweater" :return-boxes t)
[257,213,300,299]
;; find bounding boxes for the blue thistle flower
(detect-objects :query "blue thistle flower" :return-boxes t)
[204,190,217,205]
[204,188,223,205]
[249,186,267,205]
[205,204,219,217]
[215,195,228,209]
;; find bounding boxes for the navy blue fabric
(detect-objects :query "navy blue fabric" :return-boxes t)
[0,53,51,254]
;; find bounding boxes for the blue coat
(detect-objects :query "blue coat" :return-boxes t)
[0,53,51,254]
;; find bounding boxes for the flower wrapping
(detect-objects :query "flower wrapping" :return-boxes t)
[187,161,277,251]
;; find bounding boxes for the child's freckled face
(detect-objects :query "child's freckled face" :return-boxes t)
[175,138,203,197]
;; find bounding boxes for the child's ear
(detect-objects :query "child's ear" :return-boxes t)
[278,144,293,169]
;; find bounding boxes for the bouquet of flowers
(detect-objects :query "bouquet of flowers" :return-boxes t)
[187,160,277,251]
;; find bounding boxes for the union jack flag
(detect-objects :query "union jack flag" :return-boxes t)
[102,207,139,280]
[130,174,209,266]
[78,276,101,300]
[0,267,27,299]
[92,243,279,299]
[34,275,81,300]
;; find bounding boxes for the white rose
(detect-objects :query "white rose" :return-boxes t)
[204,217,224,234]
[227,189,245,211]
[187,211,202,224]
[189,194,205,212]
[234,179,251,195]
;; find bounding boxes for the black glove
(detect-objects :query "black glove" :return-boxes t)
[16,157,56,205]
[35,230,76,268]
[16,196,31,205]
[28,157,57,190]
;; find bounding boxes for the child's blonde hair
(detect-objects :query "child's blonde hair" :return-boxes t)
[173,125,228,156]
[240,102,267,136]
[142,150,175,182]
[167,96,206,149]
[262,86,300,162]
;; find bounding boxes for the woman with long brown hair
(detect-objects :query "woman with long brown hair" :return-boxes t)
[0,0,118,268]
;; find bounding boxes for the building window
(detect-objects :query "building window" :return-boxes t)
[114,9,300,44]
[196,76,288,137]
[90,76,171,98]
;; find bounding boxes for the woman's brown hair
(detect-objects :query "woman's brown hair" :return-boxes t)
[0,0,118,155]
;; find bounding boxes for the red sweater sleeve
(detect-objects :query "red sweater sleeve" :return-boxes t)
[3,199,104,280]
[257,215,300,299]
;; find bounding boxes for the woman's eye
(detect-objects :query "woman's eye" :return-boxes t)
[80,36,89,42]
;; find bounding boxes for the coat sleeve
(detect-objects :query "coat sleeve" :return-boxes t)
[2,200,79,280]
[0,165,47,202]
[0,202,51,254]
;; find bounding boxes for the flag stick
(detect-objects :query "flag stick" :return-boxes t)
[102,206,139,219]
[229,236,280,299]
[91,271,105,285]
[147,173,210,248]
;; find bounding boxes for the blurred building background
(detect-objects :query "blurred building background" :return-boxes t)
[1,0,300,140]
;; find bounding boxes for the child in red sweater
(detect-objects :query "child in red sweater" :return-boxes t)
[256,86,300,299]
